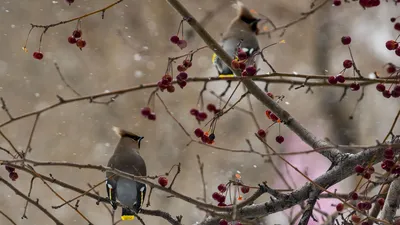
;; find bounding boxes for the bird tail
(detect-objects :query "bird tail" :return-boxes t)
[121,208,135,221]
[112,126,143,141]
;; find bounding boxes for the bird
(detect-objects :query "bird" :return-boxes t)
[212,1,261,78]
[105,126,147,221]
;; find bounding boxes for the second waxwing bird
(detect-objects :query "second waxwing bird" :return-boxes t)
[106,127,147,221]
[212,1,261,78]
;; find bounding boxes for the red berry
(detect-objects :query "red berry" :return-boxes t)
[366,166,375,174]
[386,40,399,50]
[201,135,210,143]
[72,30,82,38]
[177,40,187,50]
[219,219,228,225]
[196,112,208,121]
[141,107,151,117]
[351,214,361,223]
[65,0,74,5]
[341,36,351,45]
[231,60,240,70]
[257,129,266,138]
[158,176,168,187]
[355,165,365,173]
[183,60,192,68]
[167,85,175,93]
[336,203,344,212]
[377,198,385,206]
[9,172,18,181]
[162,74,173,83]
[363,172,371,179]
[218,195,226,203]
[336,75,345,83]
[217,202,227,207]
[270,113,279,122]
[387,65,396,73]
[241,186,250,194]
[364,201,372,210]
[190,108,199,116]
[68,36,77,44]
[5,166,15,173]
[350,82,360,91]
[237,51,247,60]
[212,192,222,201]
[328,76,337,84]
[391,17,396,23]
[170,35,180,44]
[357,202,365,210]
[33,51,44,60]
[218,184,227,193]
[343,59,353,68]
[383,90,391,98]
[177,80,187,89]
[194,128,204,138]
[177,64,186,72]
[276,135,284,144]
[333,0,341,6]
[241,70,248,76]
[376,83,385,92]
[177,72,188,81]
[392,89,400,98]
[207,104,216,112]
[350,192,359,200]
[395,22,400,31]
[239,62,246,71]
[395,47,400,57]
[76,39,86,49]
[148,112,156,121]
[245,66,257,76]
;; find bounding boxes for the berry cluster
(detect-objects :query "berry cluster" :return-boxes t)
[170,35,187,50]
[157,74,175,92]
[141,107,156,121]
[336,192,386,224]
[328,36,361,90]
[230,49,257,76]
[67,30,86,50]
[194,128,215,144]
[206,103,221,114]
[376,83,400,98]
[263,110,285,144]
[5,166,18,181]
[354,164,375,179]
[190,109,208,122]
[380,147,400,173]
[158,176,168,187]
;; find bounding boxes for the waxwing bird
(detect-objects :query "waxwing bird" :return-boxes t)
[212,1,261,78]
[106,127,147,221]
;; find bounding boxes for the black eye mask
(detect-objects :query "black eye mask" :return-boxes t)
[240,17,260,32]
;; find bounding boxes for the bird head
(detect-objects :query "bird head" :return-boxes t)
[232,1,261,34]
[112,126,144,150]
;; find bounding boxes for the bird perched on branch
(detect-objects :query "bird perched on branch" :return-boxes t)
[105,127,147,221]
[212,1,261,78]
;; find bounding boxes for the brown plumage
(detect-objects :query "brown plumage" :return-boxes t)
[106,127,147,179]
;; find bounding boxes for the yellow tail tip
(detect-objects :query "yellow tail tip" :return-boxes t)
[121,215,135,220]
[218,74,235,78]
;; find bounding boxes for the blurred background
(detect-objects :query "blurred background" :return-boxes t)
[0,0,399,224]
